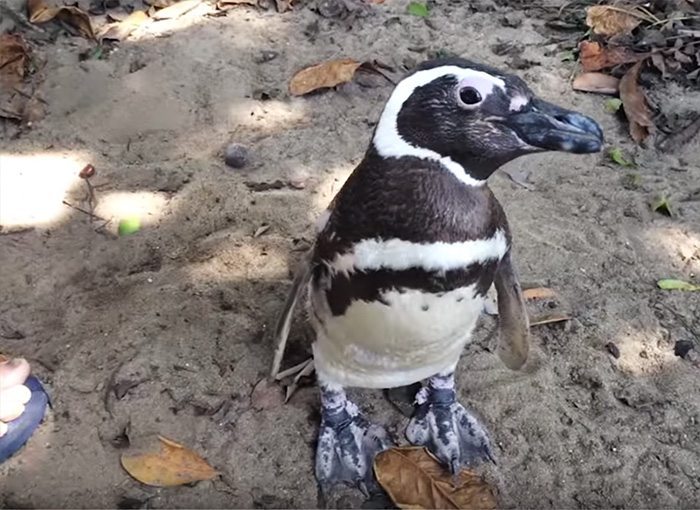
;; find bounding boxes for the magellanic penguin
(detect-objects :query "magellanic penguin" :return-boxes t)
[271,57,603,491]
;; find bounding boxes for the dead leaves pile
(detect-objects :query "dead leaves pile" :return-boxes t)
[20,0,301,44]
[374,447,497,510]
[557,1,700,146]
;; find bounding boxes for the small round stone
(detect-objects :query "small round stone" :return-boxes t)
[224,143,248,169]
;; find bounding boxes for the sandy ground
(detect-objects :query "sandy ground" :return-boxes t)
[1,0,700,508]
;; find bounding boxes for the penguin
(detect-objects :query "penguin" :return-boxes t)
[271,57,603,491]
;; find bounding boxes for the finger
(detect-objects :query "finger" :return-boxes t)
[0,358,31,390]
[0,400,26,423]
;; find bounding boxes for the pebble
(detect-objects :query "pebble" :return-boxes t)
[605,342,620,359]
[674,340,694,359]
[224,143,248,169]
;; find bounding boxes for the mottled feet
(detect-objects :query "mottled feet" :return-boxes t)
[406,373,494,474]
[316,385,393,493]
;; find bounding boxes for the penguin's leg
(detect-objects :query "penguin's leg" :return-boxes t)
[315,382,393,492]
[406,368,494,474]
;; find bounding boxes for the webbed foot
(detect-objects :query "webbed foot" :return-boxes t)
[316,385,393,493]
[405,372,494,474]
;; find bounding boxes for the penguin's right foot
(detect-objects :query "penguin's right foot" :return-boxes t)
[315,384,393,494]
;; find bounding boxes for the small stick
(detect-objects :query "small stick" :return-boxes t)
[62,200,107,222]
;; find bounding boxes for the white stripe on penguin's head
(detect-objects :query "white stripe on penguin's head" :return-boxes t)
[373,66,506,187]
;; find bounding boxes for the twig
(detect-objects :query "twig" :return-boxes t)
[12,87,49,105]
[62,200,107,222]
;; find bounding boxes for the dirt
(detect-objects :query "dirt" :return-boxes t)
[1,0,699,508]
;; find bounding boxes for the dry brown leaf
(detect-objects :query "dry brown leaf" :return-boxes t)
[529,313,571,327]
[619,61,654,144]
[572,72,620,95]
[586,5,642,36]
[579,41,648,72]
[121,435,218,487]
[151,0,202,20]
[27,0,95,39]
[522,287,557,300]
[374,447,497,510]
[98,10,149,41]
[0,34,28,89]
[289,58,362,96]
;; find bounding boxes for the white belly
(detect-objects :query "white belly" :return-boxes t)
[310,284,484,388]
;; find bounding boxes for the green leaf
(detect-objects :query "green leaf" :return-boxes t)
[604,98,622,113]
[118,216,141,236]
[407,2,429,17]
[657,279,700,291]
[608,147,633,167]
[620,172,640,190]
[651,195,673,217]
[559,51,575,62]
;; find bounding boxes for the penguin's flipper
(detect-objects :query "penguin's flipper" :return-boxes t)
[270,254,313,379]
[494,249,530,370]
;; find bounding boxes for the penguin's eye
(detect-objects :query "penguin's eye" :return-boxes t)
[458,87,482,106]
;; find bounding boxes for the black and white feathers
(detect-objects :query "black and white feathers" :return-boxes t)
[271,57,603,388]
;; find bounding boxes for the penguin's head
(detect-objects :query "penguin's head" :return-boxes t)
[372,57,604,183]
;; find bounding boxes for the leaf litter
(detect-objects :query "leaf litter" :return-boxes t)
[289,58,394,96]
[121,435,218,487]
[550,1,700,145]
[374,447,497,510]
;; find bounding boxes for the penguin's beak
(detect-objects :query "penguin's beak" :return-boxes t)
[504,98,604,154]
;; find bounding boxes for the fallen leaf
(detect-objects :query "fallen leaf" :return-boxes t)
[586,5,642,36]
[250,378,284,411]
[529,313,571,327]
[651,195,673,216]
[374,447,497,510]
[289,58,362,96]
[579,41,647,72]
[0,34,29,89]
[27,0,95,39]
[608,147,634,167]
[407,2,429,17]
[253,224,270,237]
[620,172,641,190]
[657,279,700,291]
[98,10,149,41]
[151,0,201,20]
[572,72,620,95]
[501,167,534,190]
[121,435,218,486]
[619,61,654,144]
[118,216,141,236]
[560,50,576,62]
[275,0,293,12]
[522,287,557,300]
[604,98,623,113]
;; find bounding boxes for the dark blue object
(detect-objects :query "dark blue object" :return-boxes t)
[0,375,49,463]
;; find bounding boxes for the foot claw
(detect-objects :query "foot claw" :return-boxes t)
[406,386,493,472]
[316,401,393,490]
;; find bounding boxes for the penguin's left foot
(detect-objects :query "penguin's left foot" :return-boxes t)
[315,384,393,494]
[406,372,494,474]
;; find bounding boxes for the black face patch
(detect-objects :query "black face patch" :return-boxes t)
[394,58,536,179]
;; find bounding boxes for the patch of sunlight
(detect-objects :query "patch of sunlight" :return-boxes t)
[309,163,354,213]
[0,152,87,229]
[186,241,288,282]
[229,100,309,135]
[94,191,170,230]
[614,328,678,376]
[643,226,700,274]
